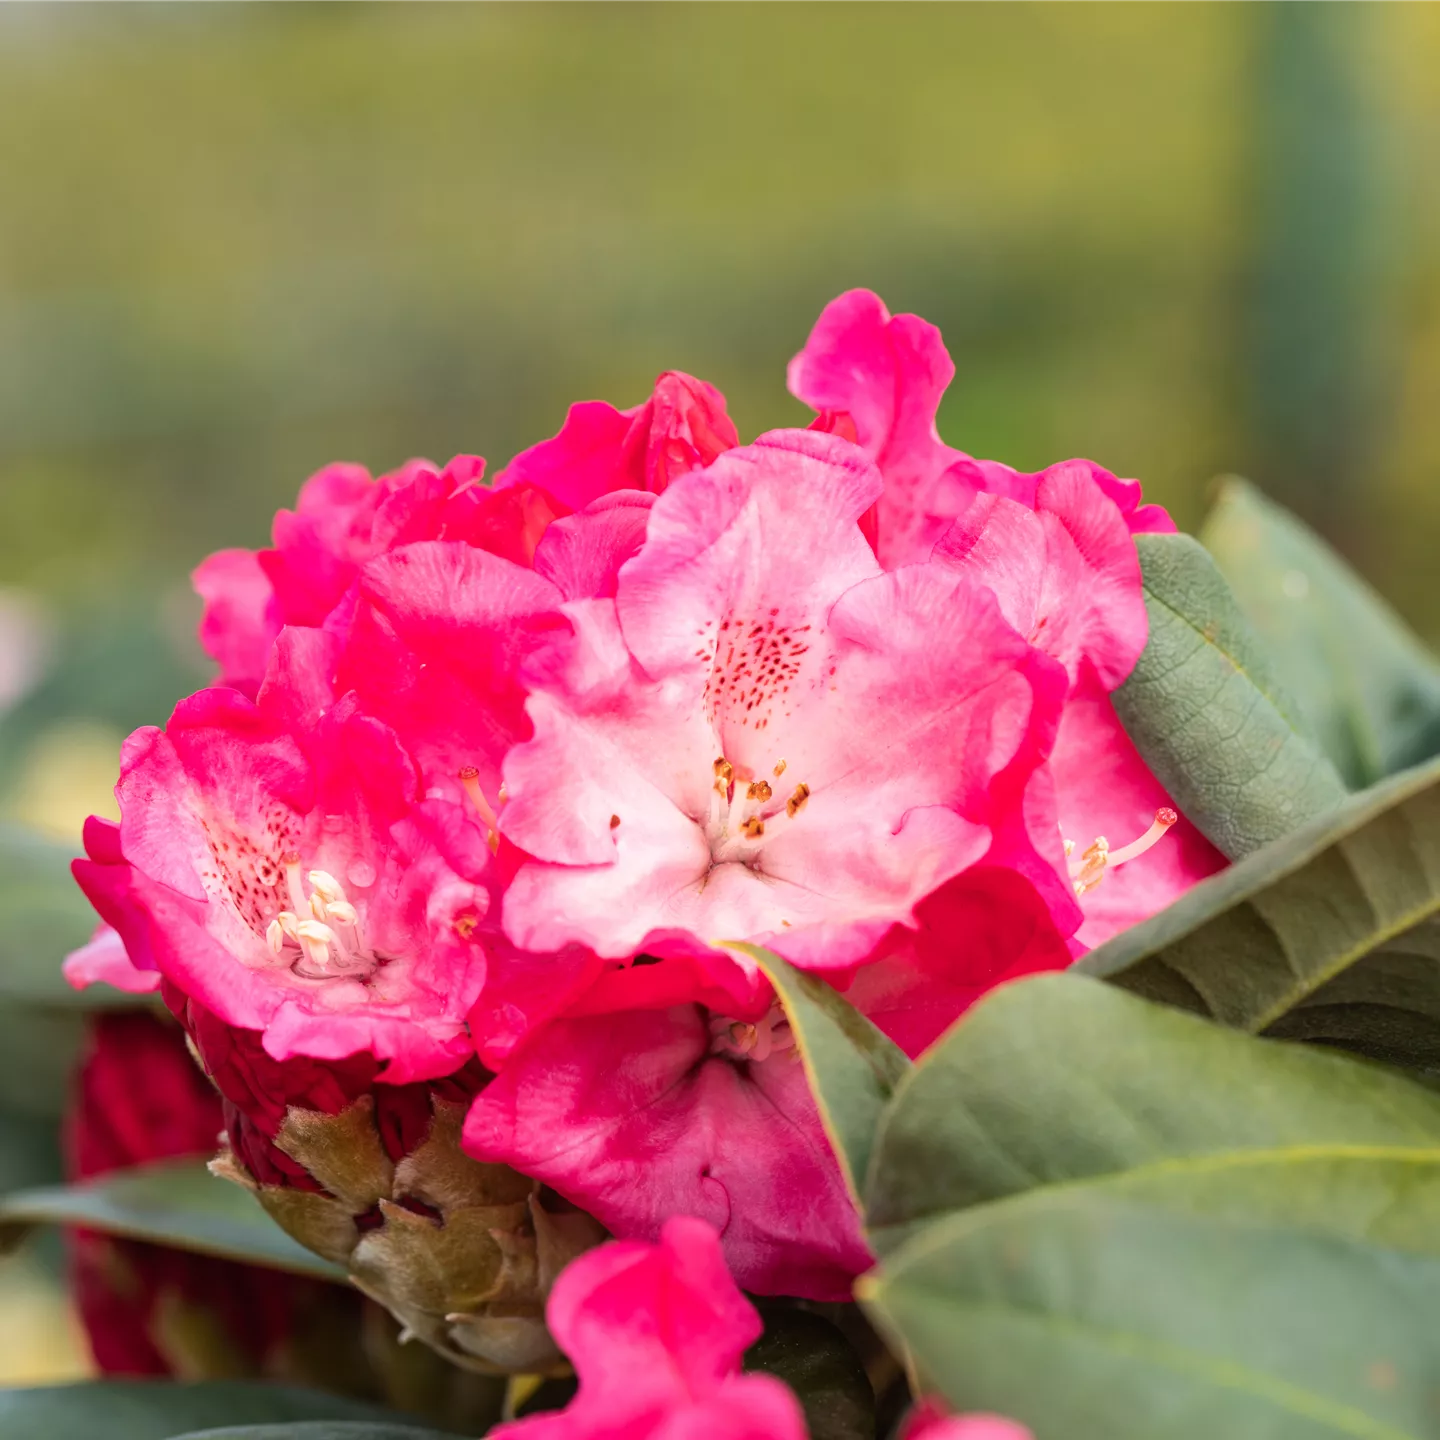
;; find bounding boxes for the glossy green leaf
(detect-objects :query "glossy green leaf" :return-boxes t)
[864,974,1440,1253]
[745,1307,875,1440]
[0,1156,345,1282]
[166,1426,459,1440]
[1201,477,1440,788]
[0,1383,422,1440]
[862,1191,1440,1440]
[0,823,134,1009]
[1075,754,1440,1070]
[1113,532,1346,859]
[724,943,909,1209]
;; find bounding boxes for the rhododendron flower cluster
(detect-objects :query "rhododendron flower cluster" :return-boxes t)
[69,290,1223,1345]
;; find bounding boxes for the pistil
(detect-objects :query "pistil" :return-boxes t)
[1067,807,1178,897]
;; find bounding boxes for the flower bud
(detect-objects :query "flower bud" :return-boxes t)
[180,995,606,1374]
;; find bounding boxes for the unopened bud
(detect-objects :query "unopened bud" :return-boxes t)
[214,1095,605,1374]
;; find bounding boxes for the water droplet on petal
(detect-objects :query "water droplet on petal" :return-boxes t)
[346,858,377,889]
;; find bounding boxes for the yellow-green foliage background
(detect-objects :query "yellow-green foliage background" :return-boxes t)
[1,1,1440,1382]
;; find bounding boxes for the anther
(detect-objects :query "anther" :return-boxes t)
[786,783,811,817]
[742,817,765,839]
[746,780,772,802]
[294,919,337,972]
[265,918,287,955]
[307,870,345,904]
[773,760,787,777]
[713,757,734,784]
[325,901,358,927]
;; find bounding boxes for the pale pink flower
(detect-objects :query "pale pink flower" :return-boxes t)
[497,429,1068,971]
[489,1216,807,1440]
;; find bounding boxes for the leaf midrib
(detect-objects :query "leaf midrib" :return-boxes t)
[873,1142,1440,1243]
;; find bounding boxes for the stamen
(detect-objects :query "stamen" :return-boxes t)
[1066,809,1179,897]
[325,900,358,927]
[713,757,734,784]
[265,918,287,955]
[786,783,811,817]
[294,919,337,973]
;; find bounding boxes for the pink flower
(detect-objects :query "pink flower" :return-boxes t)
[497,429,1068,971]
[495,371,739,512]
[464,958,871,1300]
[903,1398,1034,1440]
[933,458,1224,944]
[193,454,490,695]
[490,1216,806,1440]
[72,681,490,1083]
[788,289,1175,571]
[63,922,160,996]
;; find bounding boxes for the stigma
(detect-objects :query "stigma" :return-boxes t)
[1066,808,1177,897]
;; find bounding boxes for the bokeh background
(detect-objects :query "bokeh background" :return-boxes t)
[1,0,1439,1380]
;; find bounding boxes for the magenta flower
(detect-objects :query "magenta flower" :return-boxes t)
[490,1216,807,1440]
[497,429,1068,970]
[495,370,740,512]
[72,683,490,1083]
[464,958,871,1300]
[193,453,492,696]
[789,289,1174,570]
[934,456,1224,944]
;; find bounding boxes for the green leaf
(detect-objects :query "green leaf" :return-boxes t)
[1112,532,1346,859]
[0,1383,429,1440]
[1200,477,1440,788]
[722,943,909,1209]
[1075,754,1440,1070]
[860,976,1440,1438]
[0,823,135,1009]
[861,1193,1440,1440]
[0,1106,63,1194]
[863,973,1440,1253]
[745,1307,875,1440]
[0,1006,86,1118]
[0,1157,345,1282]
[166,1426,459,1440]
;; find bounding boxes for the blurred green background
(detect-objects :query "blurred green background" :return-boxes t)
[3,0,1440,832]
[1,0,1439,1386]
